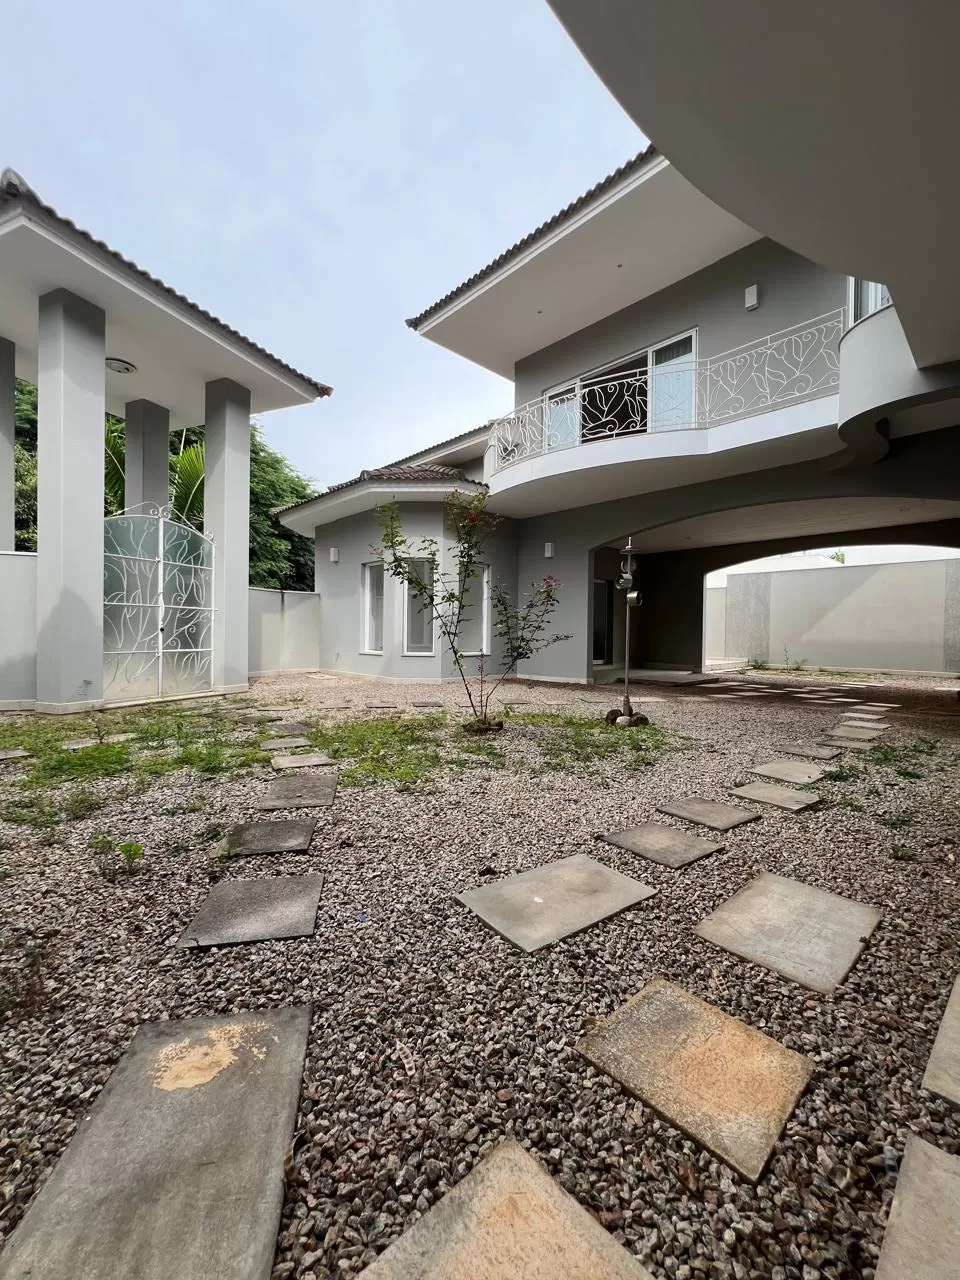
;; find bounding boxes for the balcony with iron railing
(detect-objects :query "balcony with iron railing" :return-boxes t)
[487,309,846,474]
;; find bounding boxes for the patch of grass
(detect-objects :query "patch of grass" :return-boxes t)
[747,658,769,671]
[895,766,926,781]
[29,743,131,785]
[62,788,104,821]
[313,714,447,788]
[838,795,866,813]
[869,737,941,768]
[506,712,680,773]
[1,794,60,829]
[823,765,860,782]
[879,813,914,830]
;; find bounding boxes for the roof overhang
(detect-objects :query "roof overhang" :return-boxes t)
[0,188,329,428]
[546,0,960,368]
[277,480,486,536]
[408,157,760,377]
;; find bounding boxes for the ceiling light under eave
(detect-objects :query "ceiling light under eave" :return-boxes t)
[106,357,137,374]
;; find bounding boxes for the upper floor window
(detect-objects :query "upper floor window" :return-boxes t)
[848,278,891,325]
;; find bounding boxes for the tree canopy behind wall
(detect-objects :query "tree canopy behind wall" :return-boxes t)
[12,378,316,590]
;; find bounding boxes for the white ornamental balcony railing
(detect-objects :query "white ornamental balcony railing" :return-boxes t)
[488,309,844,473]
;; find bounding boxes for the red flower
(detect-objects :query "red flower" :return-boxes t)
[468,514,478,524]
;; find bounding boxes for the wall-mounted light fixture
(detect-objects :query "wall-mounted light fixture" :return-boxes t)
[744,284,759,311]
[329,547,339,563]
[544,541,555,559]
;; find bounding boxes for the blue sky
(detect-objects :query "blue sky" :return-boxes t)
[6,0,643,489]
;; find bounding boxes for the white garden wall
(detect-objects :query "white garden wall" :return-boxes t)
[0,551,37,706]
[248,588,321,676]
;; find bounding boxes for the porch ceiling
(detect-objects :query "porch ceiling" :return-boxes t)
[0,176,329,428]
[617,496,960,555]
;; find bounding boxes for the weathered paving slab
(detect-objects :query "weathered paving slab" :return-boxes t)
[178,875,324,947]
[875,1135,960,1280]
[221,819,317,858]
[749,758,826,785]
[0,1006,311,1280]
[827,724,882,741]
[657,797,759,831]
[602,822,723,868]
[236,710,283,722]
[922,976,960,1106]
[0,748,31,762]
[779,743,841,761]
[359,1139,654,1279]
[859,702,900,709]
[821,737,874,751]
[262,736,312,751]
[840,718,891,730]
[839,711,885,721]
[257,774,338,810]
[366,703,398,709]
[274,722,314,735]
[456,853,656,953]
[411,700,443,707]
[696,871,881,992]
[730,782,820,812]
[576,979,811,1182]
[271,751,334,770]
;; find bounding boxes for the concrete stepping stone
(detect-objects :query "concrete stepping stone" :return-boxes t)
[0,747,31,762]
[220,819,316,858]
[827,724,882,741]
[820,737,874,751]
[779,742,841,761]
[657,797,760,831]
[795,697,845,704]
[262,736,312,751]
[411,700,443,707]
[602,822,723,868]
[826,697,864,703]
[576,978,811,1182]
[730,781,820,812]
[696,871,881,992]
[275,721,314,735]
[62,733,135,751]
[749,758,826,785]
[360,1139,654,1279]
[256,705,298,713]
[178,874,324,948]
[257,774,338,810]
[875,1135,960,1280]
[0,1006,310,1280]
[922,976,960,1106]
[839,711,885,721]
[236,710,284,723]
[859,702,900,709]
[455,853,656,953]
[366,703,398,709]
[270,751,333,770]
[840,718,891,730]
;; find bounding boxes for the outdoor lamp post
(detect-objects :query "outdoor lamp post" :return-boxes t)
[616,536,642,718]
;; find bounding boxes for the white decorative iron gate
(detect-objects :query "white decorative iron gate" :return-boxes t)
[103,507,214,702]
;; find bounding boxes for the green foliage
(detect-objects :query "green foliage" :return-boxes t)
[378,491,570,724]
[889,844,915,862]
[13,378,315,588]
[829,549,846,564]
[30,743,131,785]
[504,712,680,772]
[746,657,769,671]
[119,841,145,873]
[312,714,447,788]
[63,788,104,821]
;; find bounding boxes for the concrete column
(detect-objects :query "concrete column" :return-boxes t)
[0,337,14,551]
[204,378,251,691]
[124,399,170,510]
[36,289,106,711]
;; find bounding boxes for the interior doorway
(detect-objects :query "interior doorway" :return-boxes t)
[592,577,614,664]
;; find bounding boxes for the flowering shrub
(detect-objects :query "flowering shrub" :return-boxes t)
[377,492,570,727]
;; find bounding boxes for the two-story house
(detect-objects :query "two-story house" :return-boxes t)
[278,148,960,685]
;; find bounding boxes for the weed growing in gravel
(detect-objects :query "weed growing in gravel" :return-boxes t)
[823,765,861,782]
[30,743,131,784]
[879,813,915,830]
[63,788,104,821]
[119,841,145,874]
[0,928,51,1016]
[506,713,679,773]
[838,796,866,813]
[889,843,916,862]
[1,794,60,829]
[313,714,447,788]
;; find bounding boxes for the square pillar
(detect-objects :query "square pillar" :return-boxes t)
[124,399,170,511]
[0,337,14,551]
[204,378,250,691]
[36,289,106,711]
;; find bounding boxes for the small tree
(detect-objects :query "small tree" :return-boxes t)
[377,491,569,727]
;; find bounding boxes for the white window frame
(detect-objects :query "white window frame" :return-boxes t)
[361,561,384,655]
[542,327,699,441]
[401,558,436,657]
[846,277,891,326]
[459,563,491,657]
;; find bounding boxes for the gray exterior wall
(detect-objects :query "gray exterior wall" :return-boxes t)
[313,502,520,682]
[0,552,37,706]
[514,239,846,404]
[716,560,960,674]
[704,586,726,660]
[248,588,321,675]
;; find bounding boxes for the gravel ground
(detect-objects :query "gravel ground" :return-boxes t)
[2,670,960,1279]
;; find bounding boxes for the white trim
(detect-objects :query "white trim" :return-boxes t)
[402,557,436,657]
[416,153,671,333]
[362,560,385,655]
[277,479,486,534]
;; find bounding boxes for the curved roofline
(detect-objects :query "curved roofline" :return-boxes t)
[0,167,331,399]
[405,144,658,332]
